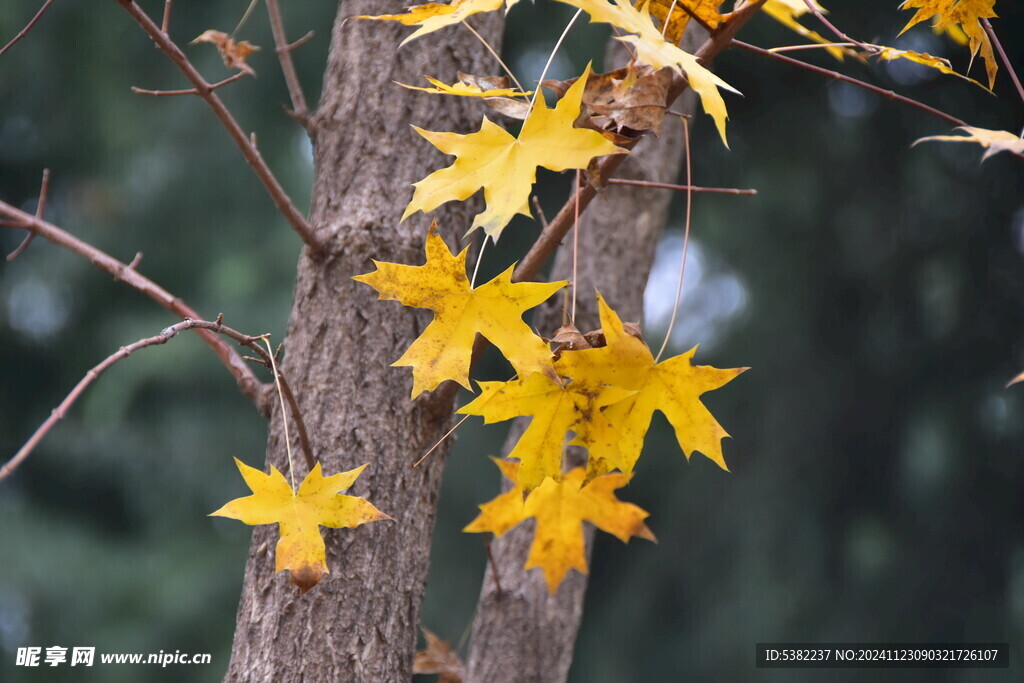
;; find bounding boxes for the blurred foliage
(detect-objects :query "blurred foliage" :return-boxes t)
[2,1,1024,682]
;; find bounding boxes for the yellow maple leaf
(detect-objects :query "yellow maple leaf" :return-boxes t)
[403,65,627,240]
[914,126,1024,161]
[354,226,565,397]
[459,364,634,489]
[638,0,724,45]
[359,0,507,46]
[466,463,655,592]
[556,0,739,145]
[899,0,998,88]
[397,76,531,98]
[589,295,745,474]
[211,458,389,593]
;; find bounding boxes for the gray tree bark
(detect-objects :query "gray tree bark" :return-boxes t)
[464,35,703,683]
[224,5,503,681]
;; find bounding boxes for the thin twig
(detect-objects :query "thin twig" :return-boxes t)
[463,20,526,94]
[231,0,261,38]
[571,170,580,323]
[413,414,471,468]
[266,0,309,124]
[656,117,691,362]
[801,0,877,55]
[161,0,172,34]
[7,168,50,261]
[0,0,57,58]
[285,31,315,52]
[131,71,247,97]
[116,0,323,254]
[484,536,504,596]
[531,196,549,229]
[0,198,270,410]
[0,319,269,482]
[606,178,757,195]
[732,40,966,128]
[767,42,856,54]
[981,18,1024,109]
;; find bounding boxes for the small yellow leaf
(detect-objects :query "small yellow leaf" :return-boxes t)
[872,45,985,86]
[211,459,388,592]
[359,0,507,46]
[354,226,566,397]
[192,29,259,76]
[397,76,531,98]
[914,126,1024,161]
[403,65,627,240]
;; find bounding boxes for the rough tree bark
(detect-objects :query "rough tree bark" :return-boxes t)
[464,34,704,683]
[224,6,503,681]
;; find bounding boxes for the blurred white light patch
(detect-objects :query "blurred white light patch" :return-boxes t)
[515,48,573,91]
[1012,206,1024,256]
[828,82,879,120]
[5,276,72,342]
[643,235,747,353]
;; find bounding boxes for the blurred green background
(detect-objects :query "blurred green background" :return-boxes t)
[2,1,1024,681]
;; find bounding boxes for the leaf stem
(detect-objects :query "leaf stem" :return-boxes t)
[463,20,526,94]
[264,337,298,490]
[656,117,692,363]
[526,8,584,121]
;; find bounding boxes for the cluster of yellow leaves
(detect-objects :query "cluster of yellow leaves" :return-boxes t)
[353,231,743,591]
[402,66,626,240]
[459,295,743,589]
[211,459,388,592]
[899,0,998,88]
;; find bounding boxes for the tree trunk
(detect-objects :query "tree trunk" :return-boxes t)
[464,35,703,683]
[224,6,503,681]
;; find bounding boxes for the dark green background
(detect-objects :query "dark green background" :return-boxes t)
[2,1,1023,681]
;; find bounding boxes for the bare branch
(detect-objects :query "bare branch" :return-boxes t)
[6,168,50,261]
[265,0,310,124]
[115,0,324,254]
[0,0,57,58]
[0,318,279,483]
[131,71,247,97]
[732,40,967,128]
[0,198,270,410]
